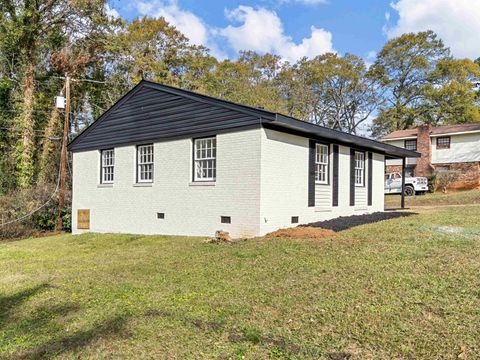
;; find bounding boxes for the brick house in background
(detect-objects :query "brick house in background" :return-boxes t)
[382,124,480,189]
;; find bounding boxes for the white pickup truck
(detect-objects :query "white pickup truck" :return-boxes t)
[384,172,429,196]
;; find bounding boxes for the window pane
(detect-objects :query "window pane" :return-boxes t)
[101,149,115,184]
[405,140,417,151]
[354,151,364,186]
[437,137,450,148]
[315,144,329,183]
[137,145,153,182]
[194,137,216,181]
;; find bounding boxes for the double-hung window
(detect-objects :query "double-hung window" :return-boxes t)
[354,151,365,187]
[194,137,216,181]
[315,143,329,184]
[404,139,417,151]
[137,144,154,182]
[101,149,115,184]
[436,136,450,149]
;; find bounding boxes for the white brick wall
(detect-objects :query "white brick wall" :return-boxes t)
[72,127,385,238]
[72,128,262,238]
[258,128,384,235]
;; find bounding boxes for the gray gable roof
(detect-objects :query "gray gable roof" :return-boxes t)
[68,80,419,159]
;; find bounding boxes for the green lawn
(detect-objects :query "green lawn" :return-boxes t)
[2,206,480,359]
[385,188,480,208]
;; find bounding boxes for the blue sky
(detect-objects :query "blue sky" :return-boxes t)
[107,0,479,62]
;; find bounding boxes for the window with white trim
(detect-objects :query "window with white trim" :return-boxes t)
[354,151,365,187]
[436,136,450,149]
[315,143,329,184]
[404,139,417,151]
[101,149,114,184]
[194,137,216,181]
[137,144,154,182]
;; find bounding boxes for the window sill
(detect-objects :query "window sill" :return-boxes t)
[315,182,329,186]
[189,181,216,187]
[97,183,113,188]
[133,183,153,187]
[355,206,368,211]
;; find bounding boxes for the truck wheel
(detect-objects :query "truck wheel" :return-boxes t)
[404,185,415,196]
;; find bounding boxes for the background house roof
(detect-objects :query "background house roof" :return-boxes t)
[383,123,480,140]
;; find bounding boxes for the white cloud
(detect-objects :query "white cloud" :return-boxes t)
[105,4,120,19]
[221,6,335,62]
[366,50,376,60]
[134,1,335,62]
[136,0,226,58]
[365,50,377,68]
[386,0,480,59]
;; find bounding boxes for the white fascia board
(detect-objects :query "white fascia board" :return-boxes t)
[430,130,480,137]
[381,136,418,142]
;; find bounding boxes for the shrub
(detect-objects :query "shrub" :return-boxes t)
[436,170,460,193]
[427,174,437,193]
[0,183,71,240]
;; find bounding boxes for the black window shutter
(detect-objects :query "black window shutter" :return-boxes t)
[368,152,373,206]
[332,145,339,207]
[308,140,316,207]
[350,148,355,206]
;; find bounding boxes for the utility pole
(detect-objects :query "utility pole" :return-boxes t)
[55,74,70,231]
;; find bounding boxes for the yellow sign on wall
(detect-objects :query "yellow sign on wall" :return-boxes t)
[77,209,90,230]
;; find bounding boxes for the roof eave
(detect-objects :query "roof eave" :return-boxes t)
[270,115,420,159]
[382,135,418,141]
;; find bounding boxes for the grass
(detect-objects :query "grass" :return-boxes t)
[385,188,480,208]
[2,206,480,359]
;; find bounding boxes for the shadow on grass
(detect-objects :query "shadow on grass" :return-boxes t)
[0,283,51,326]
[303,211,418,232]
[14,315,128,359]
[1,284,130,360]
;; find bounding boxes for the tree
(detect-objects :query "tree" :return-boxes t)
[423,58,480,125]
[105,17,215,91]
[276,58,315,120]
[0,0,112,188]
[370,31,450,136]
[205,51,284,112]
[278,53,382,134]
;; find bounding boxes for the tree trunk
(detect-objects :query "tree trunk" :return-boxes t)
[15,63,35,189]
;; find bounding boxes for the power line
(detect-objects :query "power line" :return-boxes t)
[49,75,109,84]
[0,108,59,115]
[0,128,61,140]
[0,126,58,134]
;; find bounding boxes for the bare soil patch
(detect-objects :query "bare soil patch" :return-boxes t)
[266,226,335,239]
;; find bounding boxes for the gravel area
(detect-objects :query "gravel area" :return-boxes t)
[302,211,417,232]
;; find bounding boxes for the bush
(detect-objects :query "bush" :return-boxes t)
[436,170,460,193]
[0,183,71,240]
[427,174,437,193]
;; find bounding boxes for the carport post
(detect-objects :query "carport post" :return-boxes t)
[401,157,406,209]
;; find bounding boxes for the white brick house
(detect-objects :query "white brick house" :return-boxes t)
[68,80,418,238]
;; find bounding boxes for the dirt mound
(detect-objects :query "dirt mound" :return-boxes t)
[265,226,335,239]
